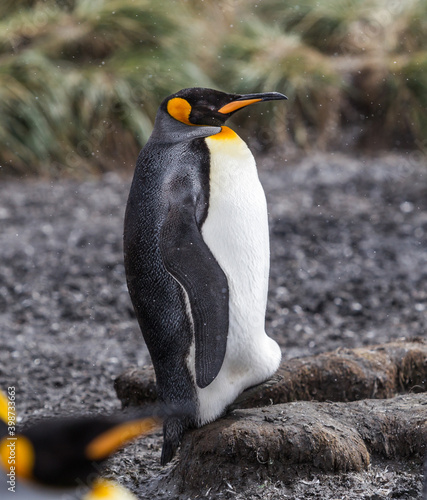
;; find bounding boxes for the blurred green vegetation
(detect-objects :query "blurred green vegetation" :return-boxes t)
[0,0,426,177]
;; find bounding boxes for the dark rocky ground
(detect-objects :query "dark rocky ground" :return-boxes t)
[0,152,426,498]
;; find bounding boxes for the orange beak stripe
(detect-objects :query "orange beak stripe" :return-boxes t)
[218,98,263,114]
[85,417,161,461]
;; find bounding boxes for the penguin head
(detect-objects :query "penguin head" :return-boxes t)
[162,87,287,127]
[0,408,162,488]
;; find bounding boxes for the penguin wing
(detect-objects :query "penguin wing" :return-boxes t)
[160,185,229,389]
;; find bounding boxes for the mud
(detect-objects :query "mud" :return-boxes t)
[0,152,426,498]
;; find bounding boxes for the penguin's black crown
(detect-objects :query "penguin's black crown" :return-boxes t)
[161,87,287,127]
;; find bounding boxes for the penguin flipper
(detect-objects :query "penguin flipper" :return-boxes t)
[160,191,229,389]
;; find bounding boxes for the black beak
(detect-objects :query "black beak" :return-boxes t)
[236,92,288,102]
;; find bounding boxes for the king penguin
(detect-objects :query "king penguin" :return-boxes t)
[124,87,287,465]
[0,389,162,499]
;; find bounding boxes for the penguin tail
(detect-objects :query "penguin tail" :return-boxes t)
[161,415,187,465]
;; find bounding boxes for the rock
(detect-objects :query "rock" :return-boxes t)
[114,366,157,407]
[231,338,427,409]
[171,394,427,492]
[114,339,427,494]
[114,339,427,408]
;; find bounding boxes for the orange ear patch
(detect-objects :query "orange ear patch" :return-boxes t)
[167,97,193,125]
[218,98,262,114]
[0,434,35,479]
[15,435,35,479]
[0,391,8,424]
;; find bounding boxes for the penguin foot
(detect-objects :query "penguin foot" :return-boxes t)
[161,416,186,465]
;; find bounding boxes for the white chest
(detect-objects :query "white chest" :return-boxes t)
[203,129,270,320]
[191,128,280,425]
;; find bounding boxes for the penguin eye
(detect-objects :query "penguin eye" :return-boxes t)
[189,104,225,126]
[167,97,225,127]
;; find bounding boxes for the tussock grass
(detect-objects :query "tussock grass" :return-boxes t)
[0,0,211,177]
[219,20,341,149]
[0,0,426,177]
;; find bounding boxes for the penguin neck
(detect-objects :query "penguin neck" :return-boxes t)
[208,126,240,141]
[206,126,251,158]
[150,113,221,144]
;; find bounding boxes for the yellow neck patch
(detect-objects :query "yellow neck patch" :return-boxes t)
[85,417,161,461]
[167,97,194,126]
[83,478,138,500]
[208,126,239,141]
[0,434,35,479]
[0,437,8,472]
